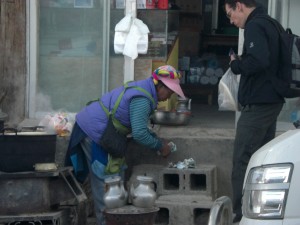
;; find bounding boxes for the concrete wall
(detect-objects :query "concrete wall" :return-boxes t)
[0,0,26,125]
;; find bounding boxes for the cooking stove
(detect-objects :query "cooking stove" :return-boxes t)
[0,167,87,225]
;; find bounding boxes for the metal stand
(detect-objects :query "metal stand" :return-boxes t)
[0,210,68,225]
[0,167,87,225]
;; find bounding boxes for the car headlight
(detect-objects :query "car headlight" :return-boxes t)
[243,164,293,219]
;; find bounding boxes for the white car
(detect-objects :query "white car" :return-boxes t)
[240,129,300,225]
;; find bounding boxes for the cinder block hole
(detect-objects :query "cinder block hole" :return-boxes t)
[190,174,206,190]
[163,174,179,190]
[194,208,210,225]
[156,207,169,224]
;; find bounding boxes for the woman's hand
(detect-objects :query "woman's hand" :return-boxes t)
[158,140,171,157]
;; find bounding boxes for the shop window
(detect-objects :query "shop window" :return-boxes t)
[28,0,124,117]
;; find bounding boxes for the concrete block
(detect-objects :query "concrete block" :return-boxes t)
[155,195,213,225]
[184,165,217,199]
[158,168,185,195]
[158,165,217,200]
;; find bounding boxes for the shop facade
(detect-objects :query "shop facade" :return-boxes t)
[1,0,300,125]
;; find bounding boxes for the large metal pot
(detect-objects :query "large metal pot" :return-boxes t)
[130,176,157,208]
[176,98,192,113]
[104,176,127,209]
[0,128,57,172]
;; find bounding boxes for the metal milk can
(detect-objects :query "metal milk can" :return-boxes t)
[104,176,127,209]
[176,98,192,113]
[130,176,157,208]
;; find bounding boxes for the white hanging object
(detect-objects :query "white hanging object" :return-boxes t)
[114,14,150,59]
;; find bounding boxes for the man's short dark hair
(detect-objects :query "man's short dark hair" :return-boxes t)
[224,0,257,8]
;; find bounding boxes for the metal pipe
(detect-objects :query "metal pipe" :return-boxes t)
[102,0,110,94]
[124,0,136,83]
[208,196,233,225]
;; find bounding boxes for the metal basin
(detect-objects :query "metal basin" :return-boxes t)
[104,205,159,225]
[151,111,191,126]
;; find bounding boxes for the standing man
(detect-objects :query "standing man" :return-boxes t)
[224,0,284,222]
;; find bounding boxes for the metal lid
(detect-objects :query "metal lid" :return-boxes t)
[136,175,153,182]
[104,176,121,184]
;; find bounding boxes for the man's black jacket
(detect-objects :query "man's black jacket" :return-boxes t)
[230,5,284,106]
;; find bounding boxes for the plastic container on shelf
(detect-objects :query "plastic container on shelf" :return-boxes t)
[146,0,156,9]
[157,0,168,9]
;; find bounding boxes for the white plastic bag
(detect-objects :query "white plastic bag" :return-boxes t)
[123,22,141,59]
[114,31,128,54]
[218,68,239,111]
[115,14,132,32]
[114,15,149,59]
[39,112,74,136]
[114,15,131,54]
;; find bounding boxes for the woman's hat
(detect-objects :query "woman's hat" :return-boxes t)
[152,65,185,99]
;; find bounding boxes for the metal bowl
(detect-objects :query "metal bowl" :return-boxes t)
[151,111,191,126]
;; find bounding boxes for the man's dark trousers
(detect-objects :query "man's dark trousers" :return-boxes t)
[231,103,284,219]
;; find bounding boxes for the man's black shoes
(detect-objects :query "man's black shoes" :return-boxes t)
[233,213,242,223]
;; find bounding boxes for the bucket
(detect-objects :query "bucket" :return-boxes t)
[146,0,156,9]
[157,0,168,9]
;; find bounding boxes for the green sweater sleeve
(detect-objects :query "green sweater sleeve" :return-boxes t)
[129,97,162,150]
